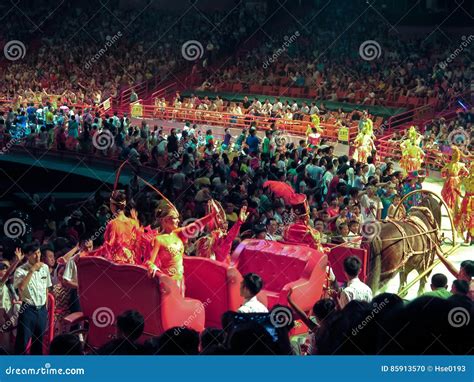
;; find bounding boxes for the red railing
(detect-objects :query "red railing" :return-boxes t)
[115,104,360,142]
[376,134,454,171]
[385,104,435,131]
[150,82,178,103]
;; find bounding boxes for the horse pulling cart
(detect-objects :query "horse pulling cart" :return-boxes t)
[366,189,458,296]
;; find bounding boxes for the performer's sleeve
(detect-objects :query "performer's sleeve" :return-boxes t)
[177,213,215,243]
[216,220,242,262]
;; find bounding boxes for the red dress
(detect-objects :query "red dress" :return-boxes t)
[89,212,140,264]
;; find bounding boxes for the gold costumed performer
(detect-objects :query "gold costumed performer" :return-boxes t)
[441,147,469,234]
[400,126,424,175]
[460,162,474,244]
[146,198,218,295]
[353,123,376,164]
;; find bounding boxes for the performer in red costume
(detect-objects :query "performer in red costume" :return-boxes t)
[195,201,249,263]
[262,181,327,252]
[282,195,327,253]
[88,190,140,264]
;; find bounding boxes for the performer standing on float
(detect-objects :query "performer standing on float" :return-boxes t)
[441,147,469,234]
[195,201,249,263]
[399,126,424,176]
[353,123,376,164]
[146,199,217,294]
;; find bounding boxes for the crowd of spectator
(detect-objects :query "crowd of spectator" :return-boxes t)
[1,2,263,105]
[197,2,472,106]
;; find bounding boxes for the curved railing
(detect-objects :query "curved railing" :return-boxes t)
[115,103,360,143]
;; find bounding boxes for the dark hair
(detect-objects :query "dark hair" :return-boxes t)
[312,298,336,322]
[228,322,276,355]
[117,310,144,342]
[343,256,362,278]
[49,334,82,355]
[452,280,469,295]
[431,273,448,289]
[23,242,40,255]
[200,328,225,351]
[156,328,199,355]
[242,273,264,296]
[460,260,474,278]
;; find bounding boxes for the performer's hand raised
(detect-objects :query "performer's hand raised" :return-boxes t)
[239,206,249,222]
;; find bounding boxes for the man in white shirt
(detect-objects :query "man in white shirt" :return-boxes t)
[238,273,268,313]
[14,243,52,354]
[338,256,372,309]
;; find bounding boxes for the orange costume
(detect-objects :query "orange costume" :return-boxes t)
[89,211,140,264]
[441,148,468,233]
[460,163,474,241]
[399,127,424,176]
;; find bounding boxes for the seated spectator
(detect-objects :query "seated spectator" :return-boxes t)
[98,310,145,355]
[238,273,268,313]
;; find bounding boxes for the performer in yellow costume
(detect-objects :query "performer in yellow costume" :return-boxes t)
[306,114,323,149]
[400,126,424,175]
[147,200,217,295]
[353,124,375,163]
[460,162,474,244]
[441,147,469,234]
